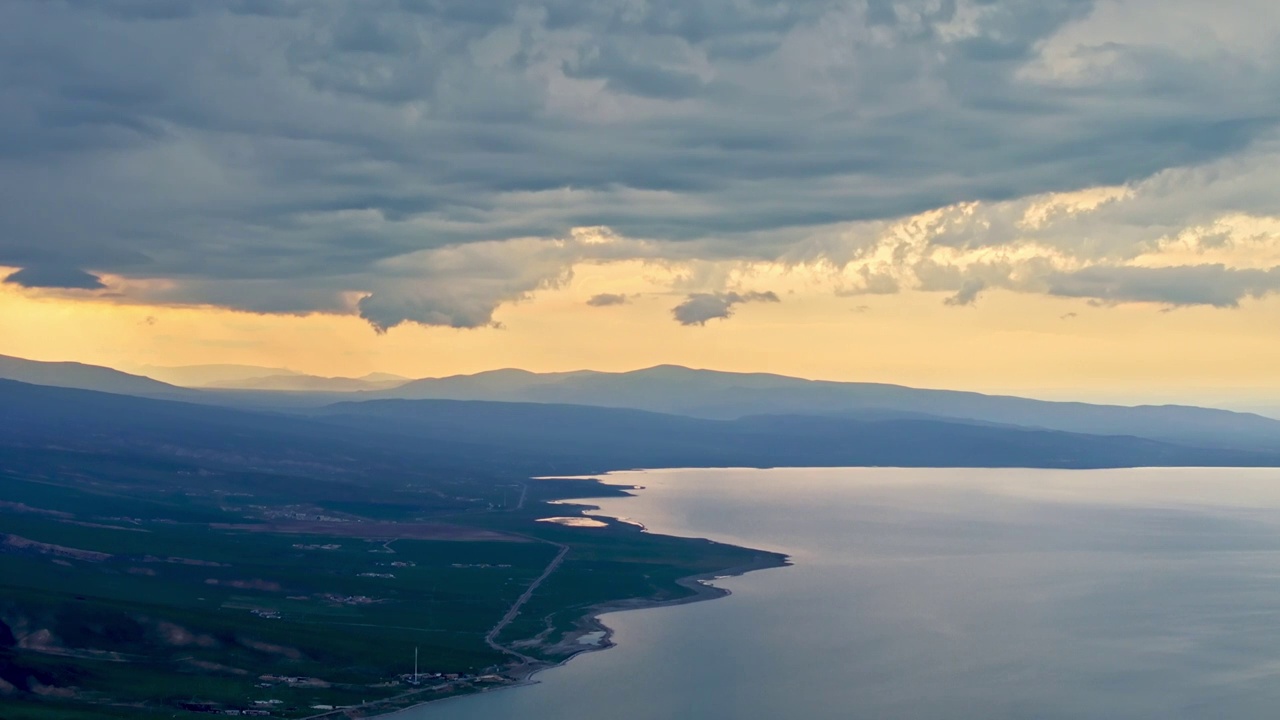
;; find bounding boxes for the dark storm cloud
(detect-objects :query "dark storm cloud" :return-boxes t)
[3,265,105,290]
[672,291,780,326]
[2,0,1280,327]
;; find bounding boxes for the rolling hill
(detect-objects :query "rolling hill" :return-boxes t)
[4,379,1279,472]
[0,354,195,400]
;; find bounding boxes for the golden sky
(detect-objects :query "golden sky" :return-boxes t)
[4,257,1278,405]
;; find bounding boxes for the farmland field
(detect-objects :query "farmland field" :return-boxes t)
[0,441,775,718]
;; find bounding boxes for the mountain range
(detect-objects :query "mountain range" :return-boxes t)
[3,379,1278,473]
[2,353,1279,463]
[0,354,194,399]
[365,365,1280,452]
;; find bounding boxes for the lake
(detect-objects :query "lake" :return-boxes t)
[401,467,1280,719]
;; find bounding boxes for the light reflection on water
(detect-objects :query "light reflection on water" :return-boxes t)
[404,467,1280,720]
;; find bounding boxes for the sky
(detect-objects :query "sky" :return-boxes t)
[3,0,1280,402]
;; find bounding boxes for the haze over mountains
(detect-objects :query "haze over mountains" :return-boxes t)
[3,379,1279,474]
[0,353,194,399]
[366,366,1280,451]
[135,363,410,392]
[3,352,1280,463]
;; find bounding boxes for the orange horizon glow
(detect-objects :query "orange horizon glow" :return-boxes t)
[4,260,1280,409]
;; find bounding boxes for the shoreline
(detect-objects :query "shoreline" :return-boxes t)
[303,477,788,720]
[536,551,790,665]
[363,542,789,719]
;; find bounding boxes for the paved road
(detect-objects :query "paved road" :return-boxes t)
[484,540,568,662]
[301,481,559,719]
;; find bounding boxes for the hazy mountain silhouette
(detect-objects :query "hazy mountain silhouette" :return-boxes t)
[5,354,1278,456]
[135,363,304,387]
[369,365,1280,453]
[199,373,409,392]
[309,397,1280,469]
[0,354,195,399]
[3,379,1277,473]
[135,364,409,391]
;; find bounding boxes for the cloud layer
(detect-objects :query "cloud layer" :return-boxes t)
[4,0,1280,326]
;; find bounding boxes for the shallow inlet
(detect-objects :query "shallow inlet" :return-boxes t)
[535,516,608,528]
[405,467,1280,720]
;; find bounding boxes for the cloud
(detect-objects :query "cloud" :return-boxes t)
[671,290,779,326]
[907,254,1280,309]
[586,293,629,307]
[835,265,901,296]
[944,279,987,307]
[1045,264,1280,307]
[3,265,105,290]
[3,1,1280,327]
[353,239,580,332]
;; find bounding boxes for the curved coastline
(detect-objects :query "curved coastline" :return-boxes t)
[538,550,791,664]
[385,557,788,718]
[348,489,790,720]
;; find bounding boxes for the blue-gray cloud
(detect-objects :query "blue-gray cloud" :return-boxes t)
[4,265,105,290]
[586,293,629,307]
[1046,265,1280,308]
[2,0,1280,327]
[944,279,986,307]
[672,290,779,325]
[912,257,1280,310]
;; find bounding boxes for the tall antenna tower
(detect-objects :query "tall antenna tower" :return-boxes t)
[414,646,419,683]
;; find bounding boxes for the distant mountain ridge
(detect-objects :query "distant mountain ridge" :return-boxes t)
[199,373,409,392]
[135,363,303,386]
[137,363,410,391]
[3,354,1279,457]
[367,365,1280,453]
[0,354,194,399]
[314,397,1280,470]
[3,378,1278,472]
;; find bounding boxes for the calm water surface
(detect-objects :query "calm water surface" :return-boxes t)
[402,467,1280,720]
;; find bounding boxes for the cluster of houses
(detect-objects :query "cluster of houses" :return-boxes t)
[176,701,272,716]
[261,509,350,522]
[259,674,328,688]
[397,671,505,687]
[319,593,379,605]
[175,669,509,716]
